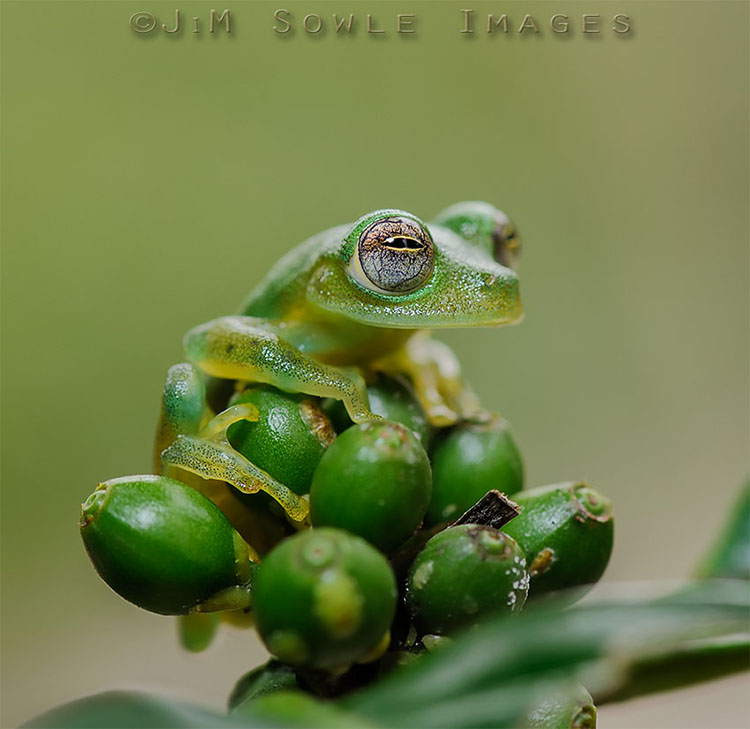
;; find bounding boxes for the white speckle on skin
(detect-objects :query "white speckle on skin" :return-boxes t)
[411,560,434,590]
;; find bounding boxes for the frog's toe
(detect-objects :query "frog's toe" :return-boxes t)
[425,403,460,428]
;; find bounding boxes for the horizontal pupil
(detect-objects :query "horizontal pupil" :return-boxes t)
[385,236,423,251]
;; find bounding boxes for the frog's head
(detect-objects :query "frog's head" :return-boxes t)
[307,205,523,329]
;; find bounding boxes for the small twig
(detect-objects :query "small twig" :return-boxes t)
[451,490,520,530]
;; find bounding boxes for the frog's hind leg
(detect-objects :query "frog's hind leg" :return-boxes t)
[373,332,483,427]
[153,362,309,522]
[153,363,208,473]
[160,403,310,522]
[184,316,375,424]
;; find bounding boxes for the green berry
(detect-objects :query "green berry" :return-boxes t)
[366,375,431,444]
[405,524,528,635]
[179,613,220,653]
[426,416,524,525]
[501,482,614,599]
[310,421,432,554]
[227,386,335,495]
[79,475,250,615]
[518,683,596,729]
[323,374,432,445]
[253,528,397,670]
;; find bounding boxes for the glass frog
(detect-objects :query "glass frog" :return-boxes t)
[156,202,522,523]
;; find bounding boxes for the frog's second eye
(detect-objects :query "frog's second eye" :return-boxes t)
[351,216,435,295]
[492,216,521,271]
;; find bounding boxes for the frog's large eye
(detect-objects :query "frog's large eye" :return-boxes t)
[349,216,435,295]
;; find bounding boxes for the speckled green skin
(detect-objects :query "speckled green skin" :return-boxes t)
[501,482,614,599]
[405,524,528,635]
[240,208,521,343]
[79,475,248,615]
[227,386,334,495]
[426,416,524,525]
[155,203,522,521]
[310,421,432,554]
[253,528,397,670]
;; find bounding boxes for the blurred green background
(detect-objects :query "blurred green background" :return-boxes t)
[2,1,747,726]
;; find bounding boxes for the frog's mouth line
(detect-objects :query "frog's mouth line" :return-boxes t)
[352,308,525,330]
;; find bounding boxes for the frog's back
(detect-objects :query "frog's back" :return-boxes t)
[238,224,348,321]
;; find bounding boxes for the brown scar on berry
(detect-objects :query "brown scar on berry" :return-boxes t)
[529,547,555,576]
[299,399,335,448]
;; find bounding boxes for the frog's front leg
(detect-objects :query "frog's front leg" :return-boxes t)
[373,332,482,427]
[183,316,374,423]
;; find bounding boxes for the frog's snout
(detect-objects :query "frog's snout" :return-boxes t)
[478,265,522,325]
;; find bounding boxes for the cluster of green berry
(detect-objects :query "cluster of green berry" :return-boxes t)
[79,374,613,693]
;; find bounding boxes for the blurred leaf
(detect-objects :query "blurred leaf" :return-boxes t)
[344,580,749,729]
[22,691,273,729]
[596,631,750,704]
[696,479,750,580]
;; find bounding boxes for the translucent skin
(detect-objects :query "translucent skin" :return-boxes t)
[155,203,523,521]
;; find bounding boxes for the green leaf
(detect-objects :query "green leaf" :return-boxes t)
[596,631,750,704]
[345,580,749,729]
[22,691,274,729]
[696,479,750,580]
